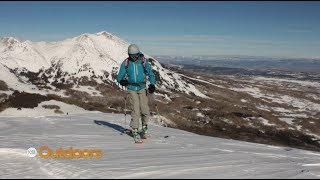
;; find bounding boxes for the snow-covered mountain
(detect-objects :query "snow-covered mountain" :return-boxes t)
[0,32,129,74]
[0,32,207,97]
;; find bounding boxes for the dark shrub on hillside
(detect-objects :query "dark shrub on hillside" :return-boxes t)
[42,105,60,110]
[19,71,41,85]
[0,102,7,112]
[0,80,8,91]
[232,112,253,118]
[153,70,161,83]
[54,109,64,114]
[5,91,49,108]
[174,119,320,152]
[51,80,73,89]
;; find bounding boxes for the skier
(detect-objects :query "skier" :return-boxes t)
[117,44,156,143]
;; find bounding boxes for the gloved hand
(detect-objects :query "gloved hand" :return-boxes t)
[148,84,155,94]
[120,80,129,86]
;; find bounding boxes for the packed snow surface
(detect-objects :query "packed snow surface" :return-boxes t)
[0,109,320,178]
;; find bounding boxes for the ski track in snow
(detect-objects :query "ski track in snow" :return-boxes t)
[0,112,320,178]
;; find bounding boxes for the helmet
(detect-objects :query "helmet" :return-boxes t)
[128,44,140,55]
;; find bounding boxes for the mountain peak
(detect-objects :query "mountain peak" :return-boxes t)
[1,37,21,45]
[74,33,91,40]
[96,31,112,36]
[96,31,120,41]
[73,31,115,42]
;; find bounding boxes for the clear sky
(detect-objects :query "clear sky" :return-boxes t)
[0,1,320,58]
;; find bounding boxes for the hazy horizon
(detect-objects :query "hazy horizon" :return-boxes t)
[1,2,319,58]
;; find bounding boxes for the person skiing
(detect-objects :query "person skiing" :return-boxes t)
[117,44,156,143]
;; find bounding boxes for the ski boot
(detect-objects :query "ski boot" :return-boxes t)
[132,129,143,143]
[140,125,150,139]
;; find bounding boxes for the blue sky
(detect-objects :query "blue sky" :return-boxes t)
[0,1,319,58]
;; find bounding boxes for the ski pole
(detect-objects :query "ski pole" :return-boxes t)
[123,86,128,128]
[119,85,127,136]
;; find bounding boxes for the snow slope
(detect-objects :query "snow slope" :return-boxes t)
[0,63,39,93]
[0,37,49,72]
[0,110,320,178]
[0,63,68,97]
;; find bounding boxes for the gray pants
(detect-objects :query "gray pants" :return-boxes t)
[128,89,150,130]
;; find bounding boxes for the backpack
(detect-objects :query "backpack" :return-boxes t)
[124,54,148,75]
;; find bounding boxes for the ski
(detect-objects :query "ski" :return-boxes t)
[140,132,150,140]
[122,128,144,143]
[122,128,169,143]
[134,139,144,144]
[123,128,133,137]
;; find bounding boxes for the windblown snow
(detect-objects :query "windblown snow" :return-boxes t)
[0,108,320,178]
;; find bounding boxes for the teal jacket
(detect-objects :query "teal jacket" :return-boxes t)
[117,56,156,91]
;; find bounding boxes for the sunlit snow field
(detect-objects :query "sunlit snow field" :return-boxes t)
[0,103,320,178]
